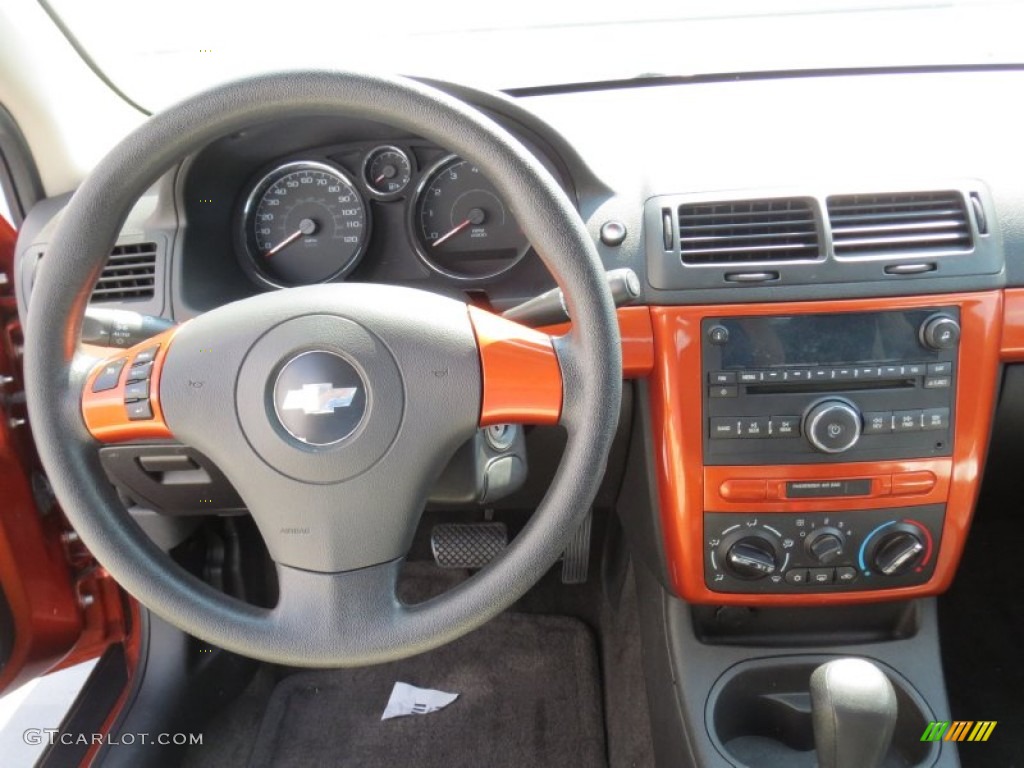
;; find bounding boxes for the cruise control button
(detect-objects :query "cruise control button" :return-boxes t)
[709,371,736,385]
[863,411,893,434]
[709,418,740,439]
[771,416,801,437]
[124,381,150,402]
[835,567,858,584]
[91,359,126,393]
[924,376,951,389]
[126,361,153,383]
[809,568,835,585]
[927,362,952,375]
[126,400,154,421]
[922,407,950,430]
[132,346,160,365]
[709,385,738,398]
[893,410,922,432]
[785,569,809,585]
[738,417,769,438]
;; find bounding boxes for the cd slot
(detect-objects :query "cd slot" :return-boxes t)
[747,379,916,396]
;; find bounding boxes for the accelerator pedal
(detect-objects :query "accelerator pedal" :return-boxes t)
[561,511,593,584]
[431,522,508,569]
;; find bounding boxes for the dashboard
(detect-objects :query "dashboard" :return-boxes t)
[13,67,1024,609]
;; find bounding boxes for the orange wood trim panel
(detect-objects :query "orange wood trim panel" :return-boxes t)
[1001,287,1024,361]
[469,306,562,426]
[542,306,654,378]
[81,327,180,442]
[650,291,1002,606]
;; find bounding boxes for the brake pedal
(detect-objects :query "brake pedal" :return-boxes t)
[561,511,592,584]
[431,522,508,569]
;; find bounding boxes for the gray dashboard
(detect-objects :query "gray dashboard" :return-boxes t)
[14,68,1024,326]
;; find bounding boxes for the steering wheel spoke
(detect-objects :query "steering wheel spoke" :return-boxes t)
[468,306,563,427]
[80,326,181,443]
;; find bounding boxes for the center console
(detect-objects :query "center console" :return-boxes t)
[648,291,1002,606]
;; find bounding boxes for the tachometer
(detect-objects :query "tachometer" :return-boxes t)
[412,156,529,280]
[240,161,368,288]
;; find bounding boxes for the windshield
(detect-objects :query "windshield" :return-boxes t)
[47,0,1024,112]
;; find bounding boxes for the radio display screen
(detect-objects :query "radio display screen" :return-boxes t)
[716,309,944,368]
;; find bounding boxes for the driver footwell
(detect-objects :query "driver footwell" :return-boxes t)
[241,611,606,768]
[181,559,609,768]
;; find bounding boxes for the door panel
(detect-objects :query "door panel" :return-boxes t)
[0,214,129,694]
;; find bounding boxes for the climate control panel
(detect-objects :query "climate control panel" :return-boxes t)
[704,505,943,593]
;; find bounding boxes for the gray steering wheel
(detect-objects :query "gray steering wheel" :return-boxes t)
[24,72,621,666]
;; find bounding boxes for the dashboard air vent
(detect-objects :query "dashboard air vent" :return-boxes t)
[827,191,972,257]
[678,198,819,264]
[90,243,157,302]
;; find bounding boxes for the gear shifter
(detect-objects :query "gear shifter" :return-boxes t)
[810,658,898,768]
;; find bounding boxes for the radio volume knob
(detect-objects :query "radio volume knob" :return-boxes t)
[920,313,961,350]
[804,400,862,454]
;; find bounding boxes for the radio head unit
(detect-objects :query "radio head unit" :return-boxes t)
[702,308,958,465]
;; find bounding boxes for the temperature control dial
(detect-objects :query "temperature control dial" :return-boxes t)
[871,526,926,576]
[804,399,862,454]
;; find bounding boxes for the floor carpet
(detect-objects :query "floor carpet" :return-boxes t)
[243,612,607,768]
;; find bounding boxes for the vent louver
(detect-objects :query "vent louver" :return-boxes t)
[827,191,972,257]
[677,198,819,264]
[90,242,157,302]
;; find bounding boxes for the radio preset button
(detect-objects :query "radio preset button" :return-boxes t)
[709,385,738,398]
[862,411,893,434]
[811,368,830,381]
[904,363,925,376]
[880,365,903,379]
[856,366,880,379]
[787,369,811,382]
[893,410,922,432]
[763,370,784,382]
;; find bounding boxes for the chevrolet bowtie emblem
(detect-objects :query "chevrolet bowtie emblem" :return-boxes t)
[281,383,358,415]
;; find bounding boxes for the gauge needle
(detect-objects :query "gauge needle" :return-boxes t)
[432,209,485,248]
[264,218,317,258]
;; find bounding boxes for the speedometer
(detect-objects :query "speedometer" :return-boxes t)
[239,161,368,288]
[411,156,529,280]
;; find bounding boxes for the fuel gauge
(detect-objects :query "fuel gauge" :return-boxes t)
[363,146,412,198]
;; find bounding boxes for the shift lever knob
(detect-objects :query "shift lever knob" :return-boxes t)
[810,658,898,768]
